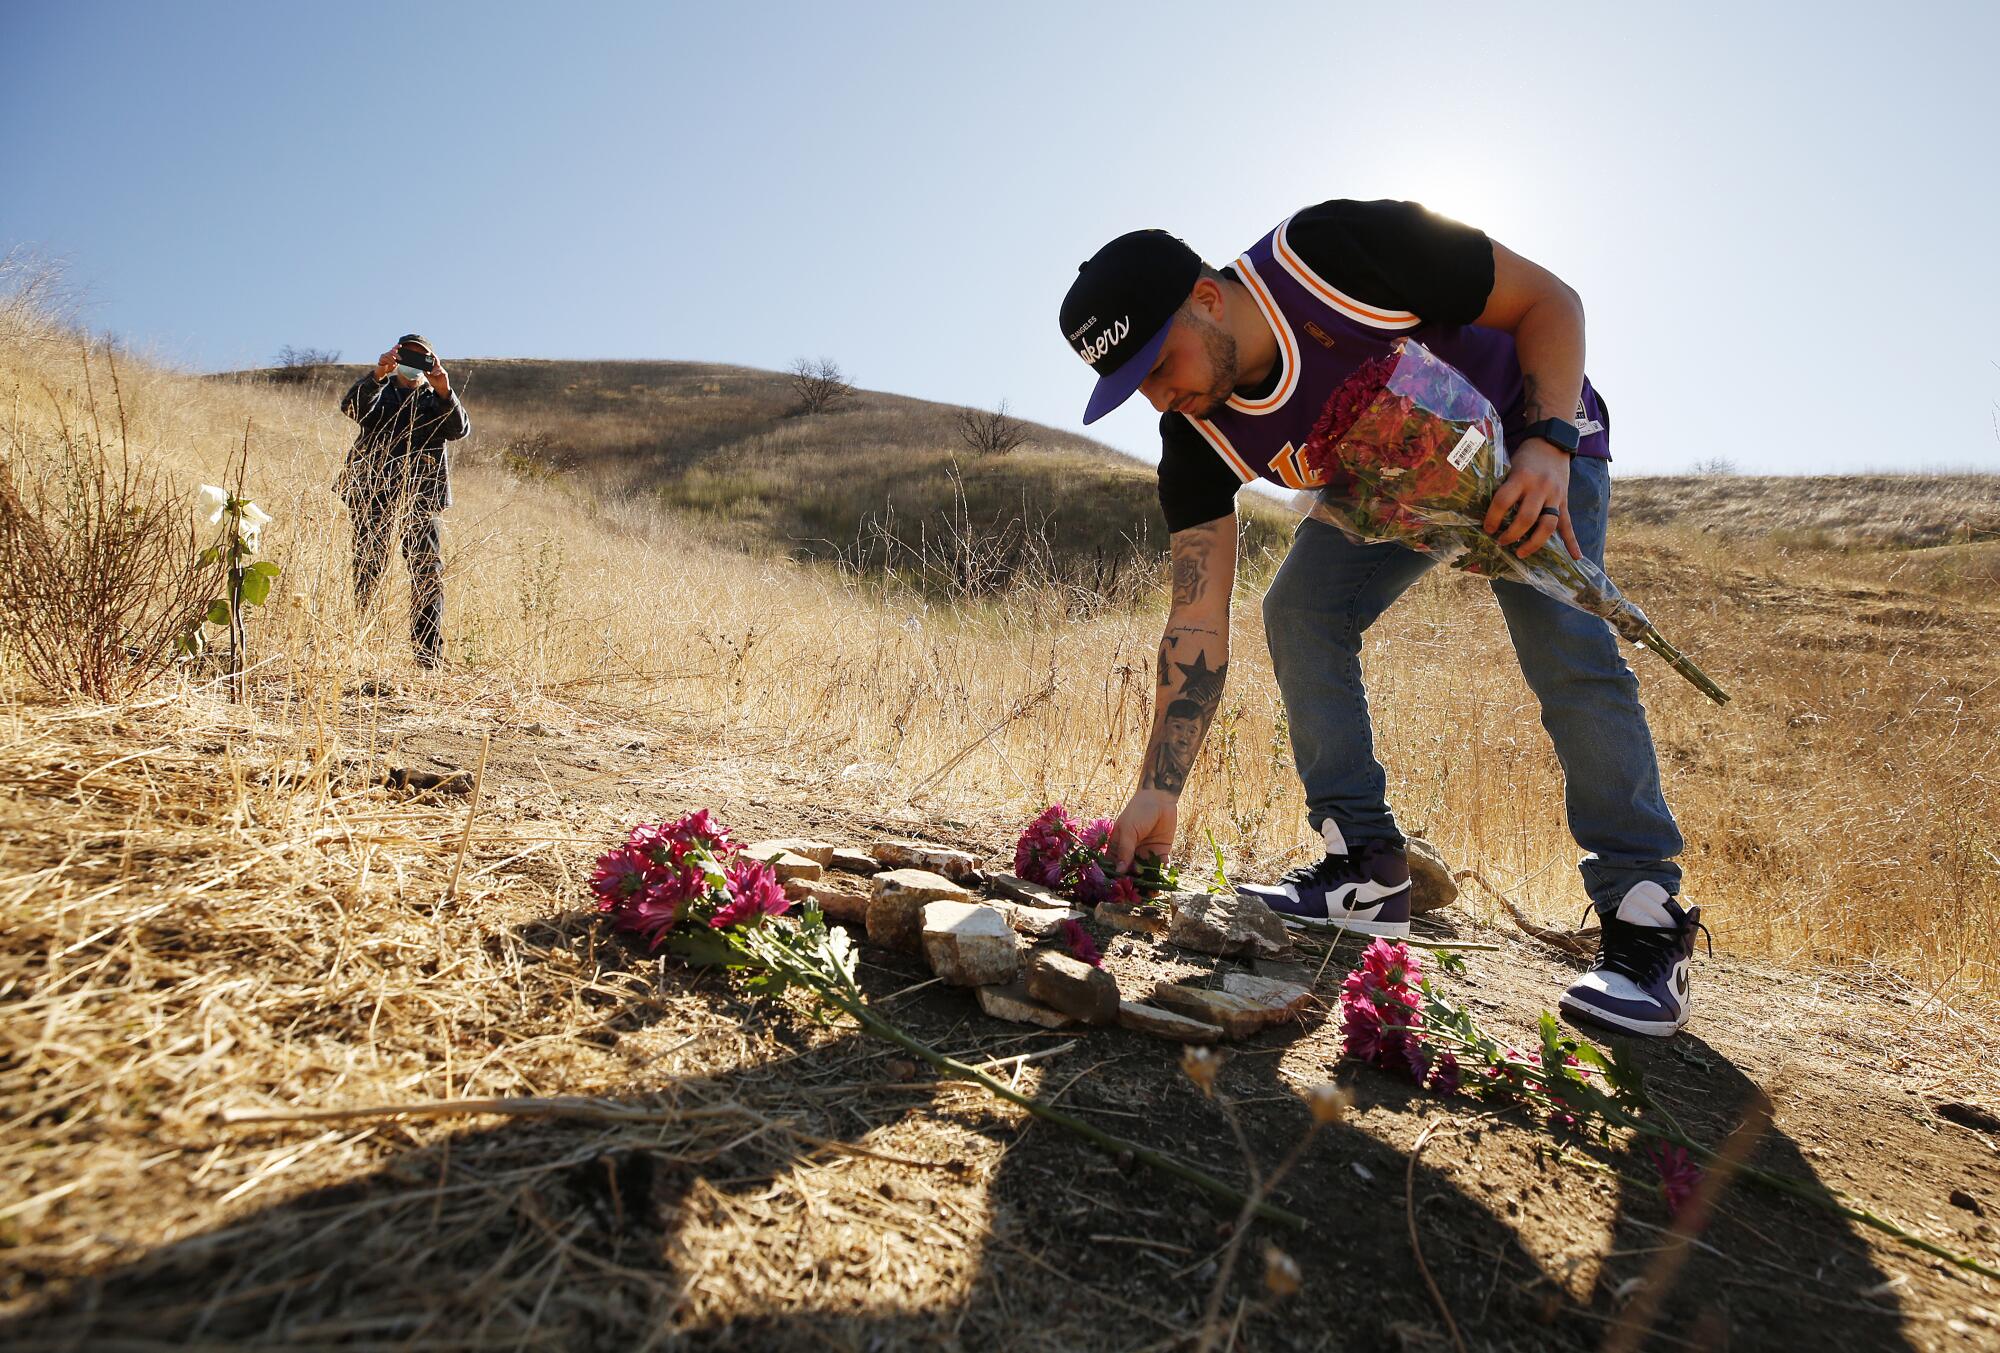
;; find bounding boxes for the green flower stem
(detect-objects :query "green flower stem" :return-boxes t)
[738,926,1307,1231]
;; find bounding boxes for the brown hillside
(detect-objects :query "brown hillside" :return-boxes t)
[1614,472,2000,549]
[250,358,1296,595]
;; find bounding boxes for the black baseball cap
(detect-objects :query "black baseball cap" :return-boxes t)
[1060,229,1202,424]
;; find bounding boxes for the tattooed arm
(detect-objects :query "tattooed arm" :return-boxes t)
[1109,514,1237,871]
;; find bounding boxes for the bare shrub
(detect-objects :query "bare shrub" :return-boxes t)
[0,356,221,700]
[789,356,854,415]
[954,399,1030,457]
[271,345,342,384]
[1689,455,1739,475]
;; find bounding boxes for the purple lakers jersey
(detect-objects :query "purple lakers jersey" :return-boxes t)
[1184,215,1610,492]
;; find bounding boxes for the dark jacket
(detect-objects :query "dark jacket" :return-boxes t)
[338,374,471,513]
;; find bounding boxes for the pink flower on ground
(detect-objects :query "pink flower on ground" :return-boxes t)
[1013,804,1075,888]
[1648,1143,1702,1216]
[1426,1051,1462,1096]
[711,858,790,929]
[1107,875,1143,908]
[589,846,649,908]
[1058,919,1102,967]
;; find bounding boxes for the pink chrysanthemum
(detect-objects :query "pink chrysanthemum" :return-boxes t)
[1648,1143,1703,1217]
[1426,1050,1462,1096]
[1014,803,1074,888]
[1058,919,1103,967]
[1107,875,1143,908]
[711,858,790,929]
[589,846,650,908]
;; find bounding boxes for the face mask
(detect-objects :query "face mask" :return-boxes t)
[394,364,426,383]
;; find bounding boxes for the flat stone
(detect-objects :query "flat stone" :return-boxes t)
[1117,1000,1225,1044]
[829,847,882,876]
[742,848,822,882]
[866,868,972,954]
[1249,957,1316,987]
[986,898,1086,940]
[1025,950,1120,1025]
[1166,892,1293,960]
[1218,971,1315,1019]
[976,981,1074,1029]
[1095,901,1167,937]
[784,876,871,924]
[990,873,1070,907]
[871,839,982,883]
[1151,974,1312,1038]
[1406,837,1459,914]
[1148,984,1276,1040]
[742,838,837,867]
[921,902,1023,987]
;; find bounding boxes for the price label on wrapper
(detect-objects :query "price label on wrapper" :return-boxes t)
[1446,426,1486,471]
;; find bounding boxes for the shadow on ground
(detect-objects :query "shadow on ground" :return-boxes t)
[3,916,1925,1352]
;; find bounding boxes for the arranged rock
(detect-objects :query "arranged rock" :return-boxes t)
[1025,950,1120,1025]
[1117,1000,1224,1043]
[742,838,837,867]
[986,898,1086,940]
[976,981,1074,1029]
[921,902,1023,987]
[1148,985,1273,1040]
[1095,901,1168,937]
[1166,892,1293,960]
[1219,971,1315,1019]
[990,874,1070,908]
[1151,973,1313,1038]
[1406,837,1459,914]
[783,876,871,924]
[866,868,973,954]
[744,849,823,882]
[1249,957,1316,987]
[829,847,882,876]
[871,839,982,883]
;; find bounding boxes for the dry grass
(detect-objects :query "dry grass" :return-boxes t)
[4,282,2000,1342]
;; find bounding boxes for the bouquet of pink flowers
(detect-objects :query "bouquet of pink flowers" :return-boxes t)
[1014,803,1178,907]
[1297,340,1728,705]
[590,810,791,958]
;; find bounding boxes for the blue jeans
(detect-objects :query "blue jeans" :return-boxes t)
[1261,454,1682,917]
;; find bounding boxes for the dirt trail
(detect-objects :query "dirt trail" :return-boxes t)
[6,686,2000,1352]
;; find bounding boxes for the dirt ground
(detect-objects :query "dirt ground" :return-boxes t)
[6,681,2000,1352]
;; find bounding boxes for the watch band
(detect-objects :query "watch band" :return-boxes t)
[1520,417,1581,453]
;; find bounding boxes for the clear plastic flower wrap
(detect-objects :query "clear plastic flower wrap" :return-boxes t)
[1294,338,1728,704]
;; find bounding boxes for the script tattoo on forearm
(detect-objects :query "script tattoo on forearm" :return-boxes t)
[1140,646,1229,794]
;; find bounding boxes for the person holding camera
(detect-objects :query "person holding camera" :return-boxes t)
[337,334,470,668]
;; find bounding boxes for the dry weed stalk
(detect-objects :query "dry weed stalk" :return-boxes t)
[0,351,220,700]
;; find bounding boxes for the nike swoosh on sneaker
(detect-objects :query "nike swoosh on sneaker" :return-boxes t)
[1256,877,1407,917]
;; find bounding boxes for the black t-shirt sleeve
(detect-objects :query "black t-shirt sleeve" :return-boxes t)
[1283,199,1494,326]
[1157,414,1243,533]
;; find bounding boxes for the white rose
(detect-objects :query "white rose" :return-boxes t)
[195,484,229,526]
[239,501,272,554]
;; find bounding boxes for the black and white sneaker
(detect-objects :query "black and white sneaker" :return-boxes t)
[1560,882,1709,1037]
[1236,821,1411,938]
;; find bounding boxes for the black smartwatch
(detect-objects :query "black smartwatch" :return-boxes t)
[1519,417,1580,453]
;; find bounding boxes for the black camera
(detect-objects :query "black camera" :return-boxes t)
[397,345,436,373]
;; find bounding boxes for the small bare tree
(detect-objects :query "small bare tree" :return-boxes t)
[1688,456,1740,476]
[954,399,1030,457]
[272,345,342,384]
[789,356,854,415]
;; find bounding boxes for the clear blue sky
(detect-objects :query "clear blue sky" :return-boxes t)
[5,1,1997,476]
